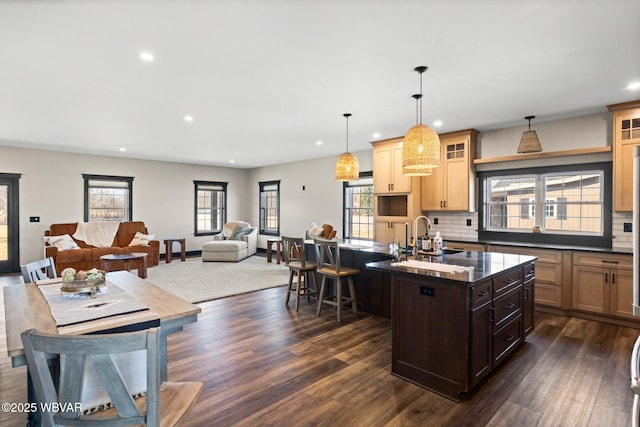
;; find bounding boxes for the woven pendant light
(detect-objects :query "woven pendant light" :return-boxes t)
[335,113,359,181]
[517,115,543,153]
[403,66,440,176]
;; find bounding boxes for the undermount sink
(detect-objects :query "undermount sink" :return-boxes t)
[442,248,464,255]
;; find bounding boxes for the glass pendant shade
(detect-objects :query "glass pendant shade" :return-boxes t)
[335,151,360,181]
[402,123,440,175]
[517,115,543,153]
[335,113,359,181]
[517,130,543,153]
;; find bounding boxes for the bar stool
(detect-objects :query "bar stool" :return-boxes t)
[282,236,317,311]
[312,236,359,322]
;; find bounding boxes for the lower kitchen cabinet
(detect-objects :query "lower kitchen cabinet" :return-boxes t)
[572,252,634,319]
[390,265,528,401]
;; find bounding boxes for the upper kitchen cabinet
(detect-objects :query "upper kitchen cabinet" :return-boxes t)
[608,100,640,212]
[422,129,479,211]
[372,137,412,194]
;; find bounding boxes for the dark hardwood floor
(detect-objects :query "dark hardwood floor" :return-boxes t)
[1,271,637,426]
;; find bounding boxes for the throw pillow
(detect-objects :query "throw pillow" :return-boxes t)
[308,223,324,237]
[128,232,155,246]
[229,226,254,241]
[44,234,80,251]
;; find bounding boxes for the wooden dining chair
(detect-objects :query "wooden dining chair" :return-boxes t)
[282,236,317,311]
[21,327,203,427]
[21,257,57,284]
[312,237,360,322]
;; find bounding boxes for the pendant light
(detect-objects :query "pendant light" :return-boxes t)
[403,66,440,176]
[517,115,543,153]
[335,113,359,181]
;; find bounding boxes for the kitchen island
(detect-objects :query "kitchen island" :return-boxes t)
[367,251,536,401]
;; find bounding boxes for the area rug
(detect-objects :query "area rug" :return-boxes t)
[144,256,290,303]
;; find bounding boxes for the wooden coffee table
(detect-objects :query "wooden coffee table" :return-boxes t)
[99,253,148,278]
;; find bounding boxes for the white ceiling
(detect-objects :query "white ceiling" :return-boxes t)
[1,0,639,169]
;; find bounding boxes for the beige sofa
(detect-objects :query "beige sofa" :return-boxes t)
[202,221,257,262]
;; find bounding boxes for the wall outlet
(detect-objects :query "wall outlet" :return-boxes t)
[433,218,439,225]
[624,222,632,232]
[466,219,472,226]
[29,216,40,223]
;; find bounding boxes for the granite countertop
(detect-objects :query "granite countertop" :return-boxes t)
[366,251,537,285]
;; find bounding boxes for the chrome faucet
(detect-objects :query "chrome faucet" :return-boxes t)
[413,215,432,257]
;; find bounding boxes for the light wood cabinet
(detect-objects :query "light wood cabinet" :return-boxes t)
[422,129,478,211]
[372,137,422,242]
[572,252,634,319]
[374,221,411,245]
[372,138,412,194]
[488,245,568,309]
[608,100,640,212]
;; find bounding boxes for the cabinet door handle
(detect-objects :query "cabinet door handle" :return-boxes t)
[524,288,529,300]
[504,302,516,310]
[504,279,518,287]
[478,291,490,297]
[504,335,516,343]
[602,260,619,264]
[489,307,495,323]
[605,273,609,283]
[612,273,616,284]
[444,201,447,208]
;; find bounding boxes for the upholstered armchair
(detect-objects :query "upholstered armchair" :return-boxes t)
[202,221,257,262]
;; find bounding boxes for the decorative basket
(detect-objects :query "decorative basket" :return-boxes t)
[60,270,106,298]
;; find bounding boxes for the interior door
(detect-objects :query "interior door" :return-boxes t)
[0,174,20,274]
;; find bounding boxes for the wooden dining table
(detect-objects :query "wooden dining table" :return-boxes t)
[4,270,201,380]
[4,270,201,426]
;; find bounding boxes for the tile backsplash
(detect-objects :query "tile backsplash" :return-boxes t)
[424,210,633,251]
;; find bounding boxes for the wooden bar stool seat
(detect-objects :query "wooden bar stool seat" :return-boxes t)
[312,237,359,322]
[282,236,317,312]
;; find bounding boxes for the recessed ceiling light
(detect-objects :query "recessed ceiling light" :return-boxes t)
[627,81,640,90]
[316,140,323,146]
[184,115,194,122]
[119,148,126,152]
[139,51,154,62]
[433,120,443,127]
[372,133,380,139]
[230,160,235,164]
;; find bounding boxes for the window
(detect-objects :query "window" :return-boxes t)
[194,181,227,235]
[343,172,373,240]
[259,181,280,235]
[478,162,612,248]
[83,174,133,222]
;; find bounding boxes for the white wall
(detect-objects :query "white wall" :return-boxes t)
[246,149,373,249]
[0,145,249,264]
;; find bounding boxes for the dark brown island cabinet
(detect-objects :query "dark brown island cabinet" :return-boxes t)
[367,251,537,401]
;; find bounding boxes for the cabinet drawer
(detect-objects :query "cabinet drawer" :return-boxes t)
[493,315,523,366]
[471,280,492,309]
[494,285,522,327]
[536,262,562,285]
[523,263,535,281]
[535,283,562,307]
[494,268,523,296]
[488,245,562,264]
[573,252,632,269]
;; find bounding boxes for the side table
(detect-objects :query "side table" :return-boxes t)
[266,238,282,264]
[164,238,186,263]
[99,253,148,279]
